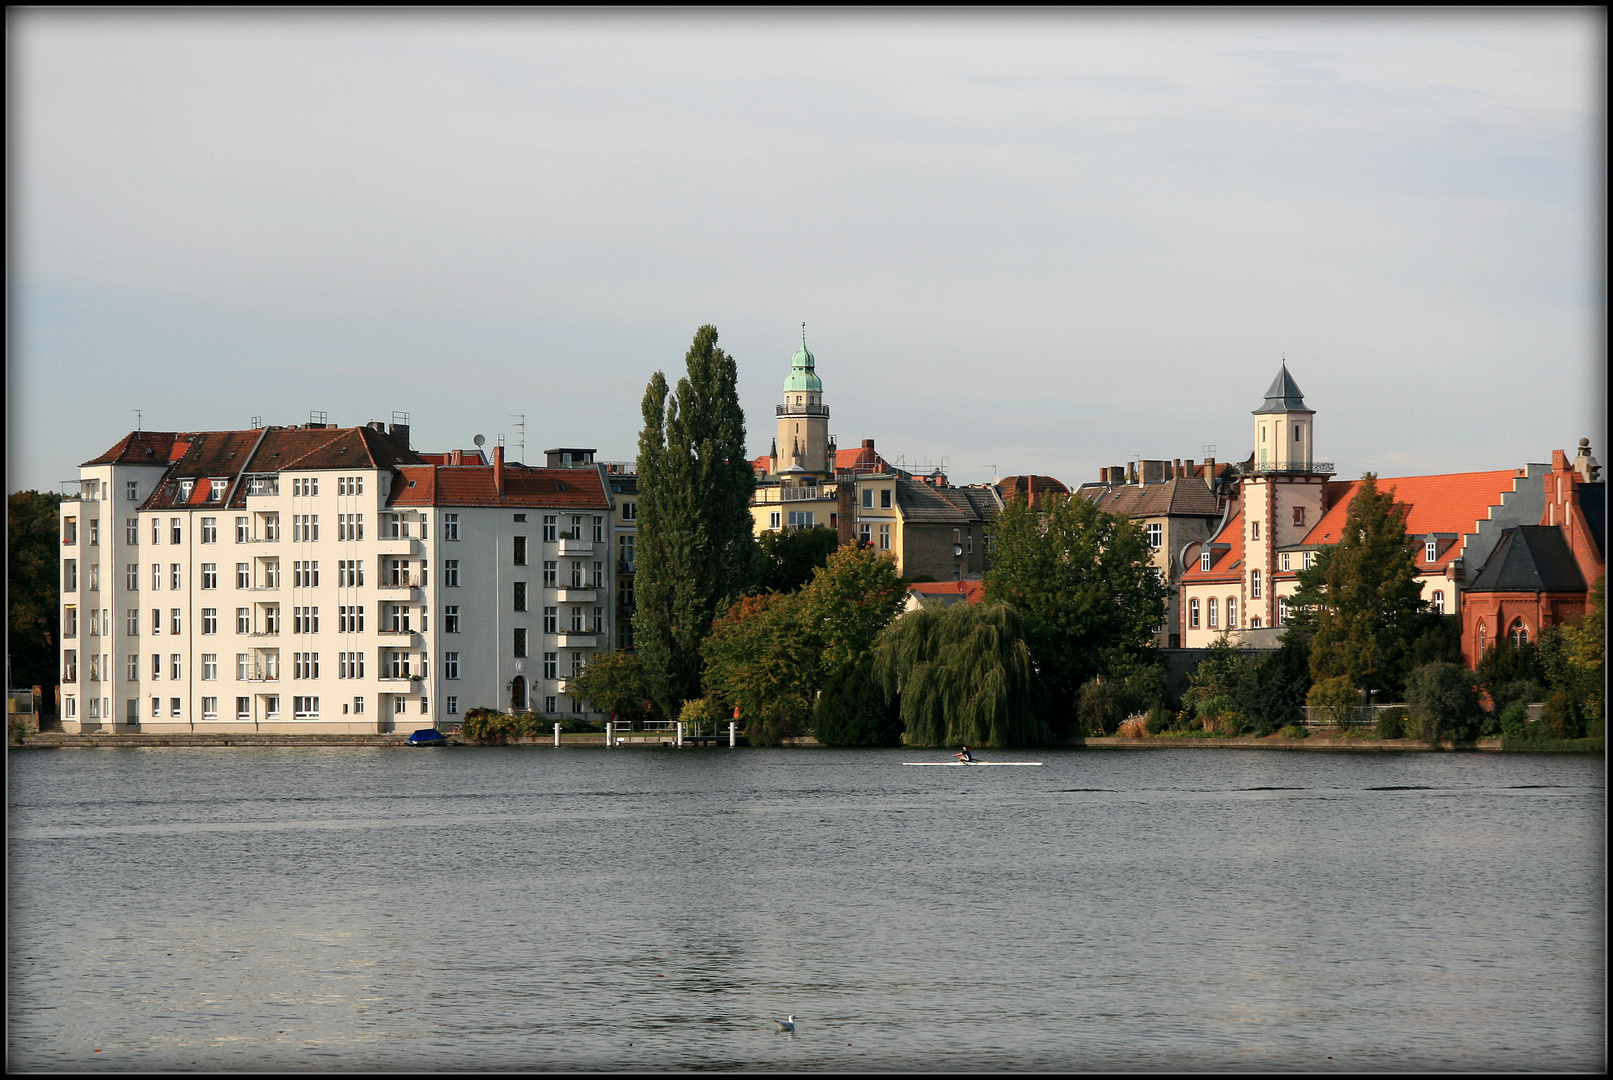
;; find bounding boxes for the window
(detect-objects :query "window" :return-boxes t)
[880,489,892,509]
[513,628,527,657]
[236,608,251,634]
[339,651,365,679]
[443,513,459,540]
[1147,523,1162,549]
[294,696,320,719]
[293,653,320,679]
[622,501,636,521]
[769,511,781,530]
[1477,621,1487,656]
[353,696,364,714]
[1509,619,1529,648]
[543,652,558,679]
[171,654,182,679]
[338,513,364,540]
[201,517,218,543]
[543,516,557,542]
[1277,597,1288,625]
[1226,598,1237,629]
[571,561,584,587]
[202,563,217,589]
[292,514,319,542]
[171,518,182,544]
[1293,506,1305,527]
[337,476,363,496]
[264,695,280,718]
[878,524,891,550]
[446,696,459,715]
[171,608,182,634]
[292,606,319,633]
[89,564,100,592]
[236,697,251,720]
[171,564,182,590]
[619,534,635,571]
[1251,570,1261,599]
[594,607,604,633]
[1251,521,1260,541]
[1281,553,1291,571]
[544,696,557,713]
[443,560,460,587]
[542,561,556,586]
[594,517,604,543]
[236,517,249,543]
[89,519,100,546]
[514,581,527,611]
[443,652,459,679]
[64,559,78,592]
[1432,590,1445,615]
[63,516,78,545]
[513,536,527,566]
[1302,552,1314,570]
[126,481,140,501]
[293,560,320,587]
[90,654,102,682]
[202,654,218,680]
[1207,597,1218,629]
[861,488,873,508]
[261,513,280,541]
[859,523,871,546]
[590,561,601,587]
[1425,539,1438,562]
[1201,551,1212,572]
[443,605,460,634]
[339,605,365,632]
[570,606,584,632]
[127,518,139,544]
[127,563,140,590]
[89,608,102,637]
[543,607,557,633]
[63,650,78,681]
[151,518,161,545]
[292,477,320,497]
[237,654,250,680]
[202,608,218,634]
[338,559,363,586]
[387,651,411,679]
[571,652,584,676]
[151,608,161,634]
[127,609,140,635]
[262,605,280,634]
[1295,424,1302,443]
[128,654,140,680]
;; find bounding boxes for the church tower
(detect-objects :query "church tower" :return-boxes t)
[774,325,833,481]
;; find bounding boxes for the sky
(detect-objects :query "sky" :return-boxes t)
[10,9,1604,496]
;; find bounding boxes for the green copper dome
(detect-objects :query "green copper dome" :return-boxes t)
[783,324,822,393]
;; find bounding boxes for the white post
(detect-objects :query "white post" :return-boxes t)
[606,721,613,747]
[554,722,562,747]
[729,720,737,747]
[676,721,684,747]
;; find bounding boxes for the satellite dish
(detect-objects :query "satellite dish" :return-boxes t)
[473,434,485,447]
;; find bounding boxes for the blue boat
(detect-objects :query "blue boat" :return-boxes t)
[406,728,449,747]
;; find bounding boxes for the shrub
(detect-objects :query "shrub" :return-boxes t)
[1498,701,1529,740]
[461,707,514,744]
[1406,662,1481,744]
[677,697,724,737]
[1144,705,1173,735]
[1077,678,1122,736]
[1375,706,1408,740]
[1540,690,1585,739]
[1307,675,1359,730]
[1277,723,1308,739]
[813,662,903,746]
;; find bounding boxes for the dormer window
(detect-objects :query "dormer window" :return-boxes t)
[1201,551,1212,572]
[179,480,194,501]
[1425,539,1438,562]
[209,480,227,502]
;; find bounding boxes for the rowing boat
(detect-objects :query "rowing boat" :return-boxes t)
[902,761,1043,766]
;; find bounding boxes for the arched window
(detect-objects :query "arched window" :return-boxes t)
[1477,620,1487,656]
[1207,597,1219,629]
[1189,598,1200,629]
[1509,619,1529,648]
[1432,590,1445,614]
[1226,597,1237,628]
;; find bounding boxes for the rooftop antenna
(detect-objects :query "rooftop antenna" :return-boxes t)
[510,414,526,463]
[131,409,142,432]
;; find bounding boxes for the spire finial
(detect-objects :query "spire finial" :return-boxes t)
[801,322,807,350]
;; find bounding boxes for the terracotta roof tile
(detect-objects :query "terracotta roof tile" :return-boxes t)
[1301,469,1525,571]
[390,464,610,509]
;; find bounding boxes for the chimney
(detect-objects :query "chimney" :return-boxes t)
[1141,459,1168,485]
[450,449,462,466]
[1173,458,1183,478]
[1027,474,1037,507]
[389,422,410,447]
[494,444,505,498]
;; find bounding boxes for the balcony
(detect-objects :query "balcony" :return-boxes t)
[775,403,830,417]
[557,536,595,555]
[554,588,598,602]
[1248,461,1335,475]
[377,577,421,592]
[377,627,419,639]
[556,634,598,648]
[377,537,421,555]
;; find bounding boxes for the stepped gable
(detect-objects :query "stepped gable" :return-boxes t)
[1467,526,1588,594]
[1301,469,1524,572]
[389,463,610,509]
[894,477,970,523]
[82,430,191,466]
[1089,476,1220,518]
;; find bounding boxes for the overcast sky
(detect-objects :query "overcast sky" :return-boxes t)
[10,9,1604,496]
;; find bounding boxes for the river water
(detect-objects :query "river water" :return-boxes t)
[7,746,1604,1072]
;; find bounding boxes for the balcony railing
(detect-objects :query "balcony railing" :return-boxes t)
[776,403,830,416]
[557,537,595,555]
[1248,462,1335,475]
[377,577,419,590]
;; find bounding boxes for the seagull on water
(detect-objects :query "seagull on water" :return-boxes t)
[775,1014,796,1032]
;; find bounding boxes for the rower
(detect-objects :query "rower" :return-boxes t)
[954,746,975,763]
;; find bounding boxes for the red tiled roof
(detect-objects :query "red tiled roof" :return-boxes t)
[907,580,986,604]
[1302,469,1525,572]
[390,464,610,509]
[1179,510,1245,583]
[82,431,193,466]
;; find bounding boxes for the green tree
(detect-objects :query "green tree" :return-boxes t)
[874,602,1051,748]
[798,545,908,674]
[634,326,759,716]
[1307,474,1427,696]
[813,659,903,746]
[566,651,652,728]
[757,526,840,593]
[1236,638,1312,735]
[1404,661,1481,744]
[1279,546,1334,643]
[984,492,1167,735]
[702,593,821,745]
[8,491,66,693]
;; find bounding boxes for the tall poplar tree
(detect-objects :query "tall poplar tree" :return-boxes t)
[1307,473,1426,696]
[634,325,758,716]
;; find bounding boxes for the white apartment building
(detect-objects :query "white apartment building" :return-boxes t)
[58,421,621,734]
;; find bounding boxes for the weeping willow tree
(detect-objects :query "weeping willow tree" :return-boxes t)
[873,602,1050,748]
